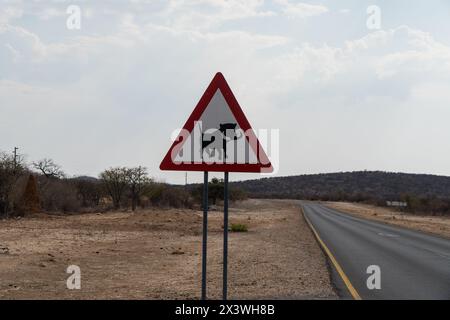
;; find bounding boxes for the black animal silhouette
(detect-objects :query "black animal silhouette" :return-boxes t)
[202,123,242,160]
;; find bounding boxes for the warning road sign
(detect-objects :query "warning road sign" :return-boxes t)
[160,72,272,173]
[159,72,273,300]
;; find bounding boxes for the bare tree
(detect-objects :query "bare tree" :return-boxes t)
[74,177,103,207]
[126,166,152,211]
[99,167,128,209]
[32,158,65,179]
[0,151,26,217]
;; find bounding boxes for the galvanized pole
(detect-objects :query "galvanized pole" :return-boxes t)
[201,171,209,300]
[223,171,229,300]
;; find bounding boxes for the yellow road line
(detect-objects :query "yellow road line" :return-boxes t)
[302,206,362,300]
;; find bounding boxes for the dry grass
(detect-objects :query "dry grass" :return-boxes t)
[325,202,450,239]
[0,199,336,299]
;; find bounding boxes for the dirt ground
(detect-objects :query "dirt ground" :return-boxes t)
[325,202,450,239]
[0,199,336,300]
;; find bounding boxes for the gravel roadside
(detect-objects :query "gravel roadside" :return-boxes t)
[325,201,450,239]
[0,199,336,299]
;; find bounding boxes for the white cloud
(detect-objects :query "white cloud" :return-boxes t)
[160,0,275,31]
[0,24,47,62]
[274,0,328,18]
[0,6,23,24]
[36,7,65,20]
[337,26,450,81]
[374,29,450,79]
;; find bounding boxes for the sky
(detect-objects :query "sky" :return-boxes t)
[1,0,450,184]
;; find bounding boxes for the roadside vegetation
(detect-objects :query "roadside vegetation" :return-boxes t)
[0,149,246,218]
[230,223,248,232]
[232,171,450,216]
[190,177,247,205]
[5,148,448,218]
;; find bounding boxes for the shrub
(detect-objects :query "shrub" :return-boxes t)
[190,180,248,204]
[73,177,103,208]
[38,177,81,213]
[147,184,193,208]
[0,151,26,217]
[230,223,248,232]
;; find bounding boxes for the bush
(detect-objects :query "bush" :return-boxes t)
[190,179,248,204]
[0,151,26,217]
[230,188,248,201]
[38,177,81,213]
[230,223,248,232]
[73,177,103,208]
[147,184,193,208]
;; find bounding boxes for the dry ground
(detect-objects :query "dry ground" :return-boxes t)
[325,202,450,239]
[0,199,336,299]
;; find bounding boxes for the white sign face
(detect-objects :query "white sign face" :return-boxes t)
[160,73,272,173]
[173,90,258,165]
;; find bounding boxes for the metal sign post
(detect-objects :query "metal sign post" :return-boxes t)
[159,72,273,301]
[201,171,208,300]
[223,172,229,300]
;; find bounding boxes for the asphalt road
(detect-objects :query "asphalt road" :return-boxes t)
[301,202,450,300]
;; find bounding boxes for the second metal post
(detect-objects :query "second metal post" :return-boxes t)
[223,171,229,300]
[201,171,208,300]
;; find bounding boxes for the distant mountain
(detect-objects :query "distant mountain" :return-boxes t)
[230,171,450,202]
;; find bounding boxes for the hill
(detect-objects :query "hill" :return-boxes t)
[231,171,450,214]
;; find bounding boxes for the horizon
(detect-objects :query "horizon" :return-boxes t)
[63,169,450,186]
[180,169,450,186]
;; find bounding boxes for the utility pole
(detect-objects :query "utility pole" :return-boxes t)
[185,172,188,186]
[13,147,18,171]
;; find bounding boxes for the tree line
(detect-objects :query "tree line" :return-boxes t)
[0,150,193,217]
[0,149,247,218]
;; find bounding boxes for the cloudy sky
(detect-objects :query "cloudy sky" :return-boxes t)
[1,0,450,184]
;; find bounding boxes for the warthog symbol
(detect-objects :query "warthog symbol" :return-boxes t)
[202,123,243,160]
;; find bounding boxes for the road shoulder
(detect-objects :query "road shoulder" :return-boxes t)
[325,201,450,239]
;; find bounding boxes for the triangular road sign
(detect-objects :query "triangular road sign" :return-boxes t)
[160,72,273,173]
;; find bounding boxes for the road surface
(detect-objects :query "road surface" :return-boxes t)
[301,202,450,299]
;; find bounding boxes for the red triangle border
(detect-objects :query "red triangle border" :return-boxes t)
[160,72,273,173]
